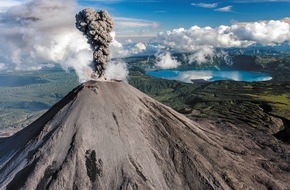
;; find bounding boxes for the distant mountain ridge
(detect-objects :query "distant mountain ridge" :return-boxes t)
[0,81,289,189]
[125,51,290,81]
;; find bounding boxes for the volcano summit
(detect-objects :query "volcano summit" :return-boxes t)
[0,81,289,190]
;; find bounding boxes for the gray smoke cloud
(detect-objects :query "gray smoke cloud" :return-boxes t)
[76,8,114,79]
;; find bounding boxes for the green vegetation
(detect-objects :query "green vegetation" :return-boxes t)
[129,71,290,137]
[129,71,199,113]
[0,69,79,132]
[247,93,290,120]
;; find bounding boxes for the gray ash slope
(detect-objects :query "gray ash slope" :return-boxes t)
[0,81,290,190]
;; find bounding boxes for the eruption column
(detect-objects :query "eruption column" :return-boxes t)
[76,8,113,79]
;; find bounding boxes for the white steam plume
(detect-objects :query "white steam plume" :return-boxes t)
[0,0,93,82]
[106,61,129,82]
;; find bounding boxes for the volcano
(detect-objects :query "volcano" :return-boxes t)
[0,81,289,190]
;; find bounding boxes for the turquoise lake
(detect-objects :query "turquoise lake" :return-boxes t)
[146,69,272,83]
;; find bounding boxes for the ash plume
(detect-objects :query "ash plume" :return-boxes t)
[76,8,114,79]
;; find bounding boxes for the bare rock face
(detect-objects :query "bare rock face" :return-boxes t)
[0,81,289,190]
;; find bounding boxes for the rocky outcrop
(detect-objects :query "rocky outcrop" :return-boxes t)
[0,81,289,190]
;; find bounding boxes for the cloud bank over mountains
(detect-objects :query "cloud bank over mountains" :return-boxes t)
[153,19,290,64]
[0,0,290,79]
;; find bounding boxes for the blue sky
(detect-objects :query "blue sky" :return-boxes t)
[77,0,290,34]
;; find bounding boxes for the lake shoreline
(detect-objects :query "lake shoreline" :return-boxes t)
[146,69,272,83]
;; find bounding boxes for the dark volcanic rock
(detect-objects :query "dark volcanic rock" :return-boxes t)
[0,81,289,190]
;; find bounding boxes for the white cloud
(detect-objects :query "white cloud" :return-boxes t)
[0,0,24,13]
[155,19,290,63]
[188,47,215,64]
[157,25,247,52]
[155,51,181,69]
[107,19,290,64]
[0,0,95,82]
[234,0,290,3]
[215,5,232,12]
[114,17,159,38]
[115,17,159,28]
[0,63,6,71]
[191,3,218,8]
[135,42,146,51]
[109,32,150,58]
[231,20,290,45]
[154,10,167,13]
[110,31,130,58]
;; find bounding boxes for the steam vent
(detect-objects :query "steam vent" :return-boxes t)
[0,81,290,189]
